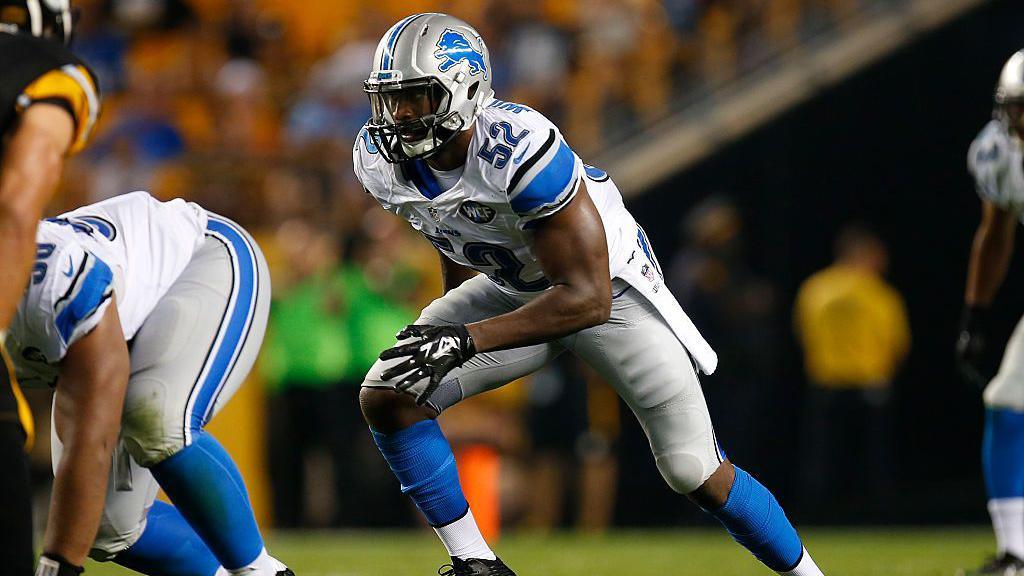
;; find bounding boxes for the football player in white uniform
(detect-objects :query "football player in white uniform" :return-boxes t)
[354,13,825,576]
[958,49,1024,576]
[6,192,291,576]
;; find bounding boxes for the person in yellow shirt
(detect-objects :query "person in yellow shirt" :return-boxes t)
[793,224,909,509]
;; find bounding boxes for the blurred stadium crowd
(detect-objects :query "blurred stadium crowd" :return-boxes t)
[36,0,904,531]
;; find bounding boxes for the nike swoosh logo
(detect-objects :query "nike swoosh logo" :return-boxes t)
[63,257,74,278]
[512,143,531,165]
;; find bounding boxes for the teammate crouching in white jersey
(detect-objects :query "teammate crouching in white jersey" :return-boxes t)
[7,192,290,576]
[354,13,825,576]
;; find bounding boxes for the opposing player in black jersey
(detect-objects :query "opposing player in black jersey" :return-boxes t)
[0,2,100,574]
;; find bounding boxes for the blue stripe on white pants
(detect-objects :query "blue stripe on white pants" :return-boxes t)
[185,217,259,440]
[148,216,265,570]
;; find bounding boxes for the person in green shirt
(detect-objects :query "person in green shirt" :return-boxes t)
[261,226,415,527]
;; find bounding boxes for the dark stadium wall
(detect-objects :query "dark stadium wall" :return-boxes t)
[618,0,1024,525]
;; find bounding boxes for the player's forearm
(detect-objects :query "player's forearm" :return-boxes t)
[44,422,119,564]
[46,381,125,561]
[965,206,1017,307]
[467,283,610,352]
[0,120,68,329]
[0,208,41,330]
[46,307,130,564]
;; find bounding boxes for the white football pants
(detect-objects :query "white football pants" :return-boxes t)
[51,215,270,559]
[363,274,724,495]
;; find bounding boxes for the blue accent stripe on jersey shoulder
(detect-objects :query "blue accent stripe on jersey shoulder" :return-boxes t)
[188,217,259,433]
[382,14,425,70]
[511,139,575,215]
[636,225,663,278]
[407,159,443,199]
[55,255,113,344]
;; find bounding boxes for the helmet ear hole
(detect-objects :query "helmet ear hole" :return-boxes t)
[467,82,479,101]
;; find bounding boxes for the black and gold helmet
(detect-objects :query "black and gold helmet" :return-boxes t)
[0,0,75,45]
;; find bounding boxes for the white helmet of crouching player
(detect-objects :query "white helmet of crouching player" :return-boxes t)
[363,13,494,163]
[995,49,1024,139]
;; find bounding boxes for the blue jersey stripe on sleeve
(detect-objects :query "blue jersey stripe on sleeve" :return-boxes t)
[510,139,575,215]
[55,256,113,344]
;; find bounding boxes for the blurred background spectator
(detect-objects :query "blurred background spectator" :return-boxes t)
[793,224,910,513]
[522,357,620,533]
[669,196,779,471]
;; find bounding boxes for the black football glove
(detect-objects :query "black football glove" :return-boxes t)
[956,306,991,389]
[379,324,476,405]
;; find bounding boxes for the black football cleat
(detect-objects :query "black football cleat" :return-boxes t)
[276,569,295,576]
[956,553,1024,576]
[437,557,516,576]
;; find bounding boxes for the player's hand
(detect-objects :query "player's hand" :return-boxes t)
[956,306,991,388]
[379,324,476,405]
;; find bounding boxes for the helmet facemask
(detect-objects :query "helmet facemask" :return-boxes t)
[364,76,465,163]
[996,98,1024,141]
[0,0,76,44]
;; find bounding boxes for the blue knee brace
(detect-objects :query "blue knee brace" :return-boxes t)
[372,419,469,526]
[707,466,803,572]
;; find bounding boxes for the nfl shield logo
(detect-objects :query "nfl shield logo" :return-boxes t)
[641,264,655,282]
[428,207,440,222]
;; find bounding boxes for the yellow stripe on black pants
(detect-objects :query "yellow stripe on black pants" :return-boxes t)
[0,338,35,575]
[0,341,32,450]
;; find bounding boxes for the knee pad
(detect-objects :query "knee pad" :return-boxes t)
[985,341,1024,411]
[656,450,719,494]
[985,375,1024,411]
[121,378,186,468]
[124,433,187,468]
[637,389,721,495]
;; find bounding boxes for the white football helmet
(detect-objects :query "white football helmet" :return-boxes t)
[995,49,1024,136]
[363,13,494,163]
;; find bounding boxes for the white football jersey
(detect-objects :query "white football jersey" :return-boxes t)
[968,119,1024,213]
[6,191,208,386]
[354,99,634,295]
[354,99,719,374]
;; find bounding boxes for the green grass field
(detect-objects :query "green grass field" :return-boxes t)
[83,527,994,576]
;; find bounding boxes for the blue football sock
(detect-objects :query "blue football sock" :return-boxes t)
[983,407,1024,499]
[115,501,221,576]
[707,466,804,572]
[371,419,469,526]
[150,432,263,570]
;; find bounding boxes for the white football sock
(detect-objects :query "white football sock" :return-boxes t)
[780,548,825,576]
[989,498,1024,559]
[433,508,496,560]
[227,548,281,575]
[269,555,288,572]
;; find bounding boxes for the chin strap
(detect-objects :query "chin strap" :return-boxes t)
[35,554,84,576]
